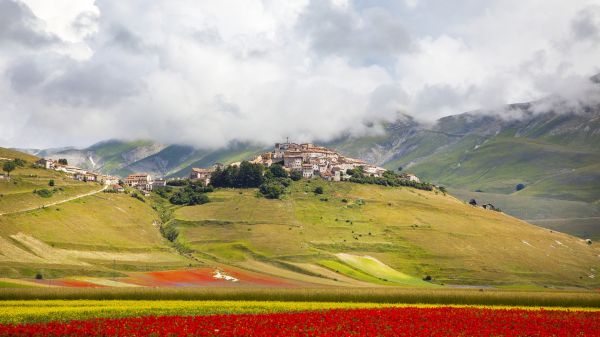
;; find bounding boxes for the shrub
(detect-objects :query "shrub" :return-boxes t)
[515,183,525,191]
[169,182,210,206]
[160,224,179,242]
[259,181,285,199]
[13,158,26,167]
[48,179,55,187]
[35,189,53,198]
[469,199,477,206]
[35,272,43,280]
[290,171,302,181]
[314,186,324,194]
[423,275,432,281]
[154,186,173,198]
[57,158,68,165]
[131,193,145,202]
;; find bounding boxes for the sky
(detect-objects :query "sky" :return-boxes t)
[1,0,600,149]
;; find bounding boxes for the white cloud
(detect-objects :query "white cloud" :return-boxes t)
[0,0,599,149]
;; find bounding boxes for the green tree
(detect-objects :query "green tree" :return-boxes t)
[58,158,68,165]
[314,186,324,194]
[236,161,264,188]
[13,159,26,167]
[269,164,288,178]
[289,170,302,181]
[48,179,55,187]
[2,161,16,178]
[259,181,285,199]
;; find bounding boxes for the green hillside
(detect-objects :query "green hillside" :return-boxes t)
[0,149,101,215]
[0,148,38,163]
[169,180,600,288]
[327,106,600,240]
[0,192,189,279]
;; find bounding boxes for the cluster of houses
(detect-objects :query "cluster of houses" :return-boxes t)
[35,158,120,186]
[34,158,167,194]
[189,142,420,184]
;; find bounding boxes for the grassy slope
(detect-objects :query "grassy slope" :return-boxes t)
[172,180,600,288]
[0,148,38,162]
[0,148,100,214]
[403,137,600,197]
[450,189,600,240]
[0,191,189,278]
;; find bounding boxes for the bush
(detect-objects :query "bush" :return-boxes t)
[423,275,432,281]
[169,182,211,205]
[57,158,68,165]
[154,186,173,198]
[314,186,324,194]
[259,181,285,199]
[469,199,477,206]
[290,171,302,181]
[160,224,179,242]
[13,159,26,167]
[516,183,525,191]
[35,189,53,198]
[131,193,145,202]
[35,272,43,280]
[48,179,55,187]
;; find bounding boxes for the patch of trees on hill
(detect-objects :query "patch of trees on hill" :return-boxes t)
[211,162,292,199]
[346,168,433,191]
[168,181,213,206]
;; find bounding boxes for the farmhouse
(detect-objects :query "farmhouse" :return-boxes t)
[98,175,120,186]
[401,173,420,183]
[153,179,167,188]
[111,184,125,193]
[35,158,55,169]
[190,168,214,185]
[124,173,153,187]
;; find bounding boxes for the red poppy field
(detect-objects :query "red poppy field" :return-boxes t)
[1,307,598,337]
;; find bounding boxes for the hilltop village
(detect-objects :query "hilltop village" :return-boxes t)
[190,142,420,186]
[33,142,421,193]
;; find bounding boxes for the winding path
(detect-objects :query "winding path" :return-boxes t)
[0,185,107,216]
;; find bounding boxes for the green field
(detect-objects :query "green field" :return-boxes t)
[0,192,189,279]
[450,189,600,240]
[170,180,600,288]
